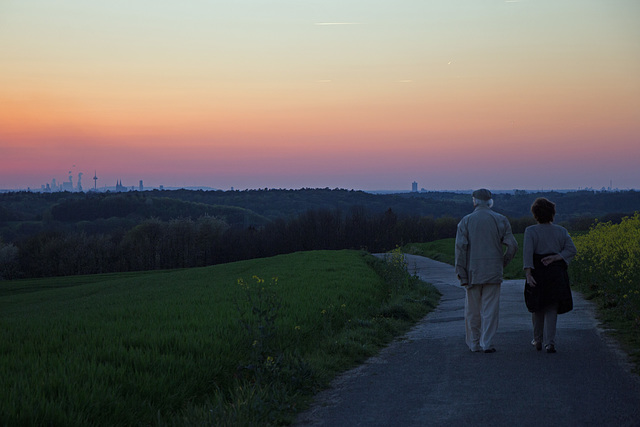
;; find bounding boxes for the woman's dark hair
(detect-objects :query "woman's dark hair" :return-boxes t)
[531,197,556,223]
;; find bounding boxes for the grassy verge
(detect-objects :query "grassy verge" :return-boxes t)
[0,249,439,426]
[403,234,526,280]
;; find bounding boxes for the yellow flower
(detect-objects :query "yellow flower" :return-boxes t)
[294,325,301,330]
[321,309,327,315]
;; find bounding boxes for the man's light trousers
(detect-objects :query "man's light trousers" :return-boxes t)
[465,283,501,351]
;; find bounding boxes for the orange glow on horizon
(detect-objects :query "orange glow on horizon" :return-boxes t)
[2,0,639,190]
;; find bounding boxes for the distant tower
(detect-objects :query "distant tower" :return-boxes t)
[93,171,98,190]
[139,180,144,191]
[77,172,83,192]
[412,181,418,192]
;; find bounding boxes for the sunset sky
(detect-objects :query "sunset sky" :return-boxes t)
[1,0,639,191]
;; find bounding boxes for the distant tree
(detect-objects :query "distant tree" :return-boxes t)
[121,218,165,270]
[434,216,458,240]
[194,215,229,266]
[345,205,371,251]
[0,239,19,280]
[509,216,537,234]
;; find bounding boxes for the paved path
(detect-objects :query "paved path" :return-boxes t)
[295,255,640,427]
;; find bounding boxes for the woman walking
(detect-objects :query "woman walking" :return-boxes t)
[523,197,577,353]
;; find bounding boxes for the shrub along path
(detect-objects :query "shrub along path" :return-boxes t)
[295,255,640,426]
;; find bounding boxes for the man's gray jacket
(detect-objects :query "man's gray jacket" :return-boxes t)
[455,205,518,285]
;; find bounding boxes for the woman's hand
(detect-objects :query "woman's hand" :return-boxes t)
[541,254,562,266]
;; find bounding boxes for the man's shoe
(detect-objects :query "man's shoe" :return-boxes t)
[545,345,556,353]
[484,348,496,353]
[532,340,542,351]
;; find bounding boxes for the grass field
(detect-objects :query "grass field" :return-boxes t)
[0,249,440,426]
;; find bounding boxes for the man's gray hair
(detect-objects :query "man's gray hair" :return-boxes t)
[473,197,494,208]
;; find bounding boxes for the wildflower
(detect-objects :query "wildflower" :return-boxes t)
[294,325,301,331]
[321,309,327,315]
[252,340,258,347]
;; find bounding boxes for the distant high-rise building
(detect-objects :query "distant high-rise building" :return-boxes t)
[139,180,143,191]
[412,181,418,192]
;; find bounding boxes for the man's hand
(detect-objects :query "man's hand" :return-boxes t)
[525,268,536,287]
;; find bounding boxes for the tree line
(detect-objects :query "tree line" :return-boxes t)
[1,189,638,280]
[0,207,463,279]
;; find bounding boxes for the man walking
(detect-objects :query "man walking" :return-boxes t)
[455,189,518,353]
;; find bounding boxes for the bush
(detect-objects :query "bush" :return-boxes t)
[570,213,640,371]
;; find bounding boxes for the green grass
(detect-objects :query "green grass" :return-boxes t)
[403,234,526,280]
[0,249,439,426]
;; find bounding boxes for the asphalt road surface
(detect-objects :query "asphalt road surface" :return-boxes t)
[295,255,640,427]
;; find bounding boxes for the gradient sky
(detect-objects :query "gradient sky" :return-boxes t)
[1,0,639,191]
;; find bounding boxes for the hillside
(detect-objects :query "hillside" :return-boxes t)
[2,188,638,227]
[0,250,439,425]
[1,188,638,280]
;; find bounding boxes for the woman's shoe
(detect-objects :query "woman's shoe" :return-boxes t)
[545,345,556,353]
[531,340,542,351]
